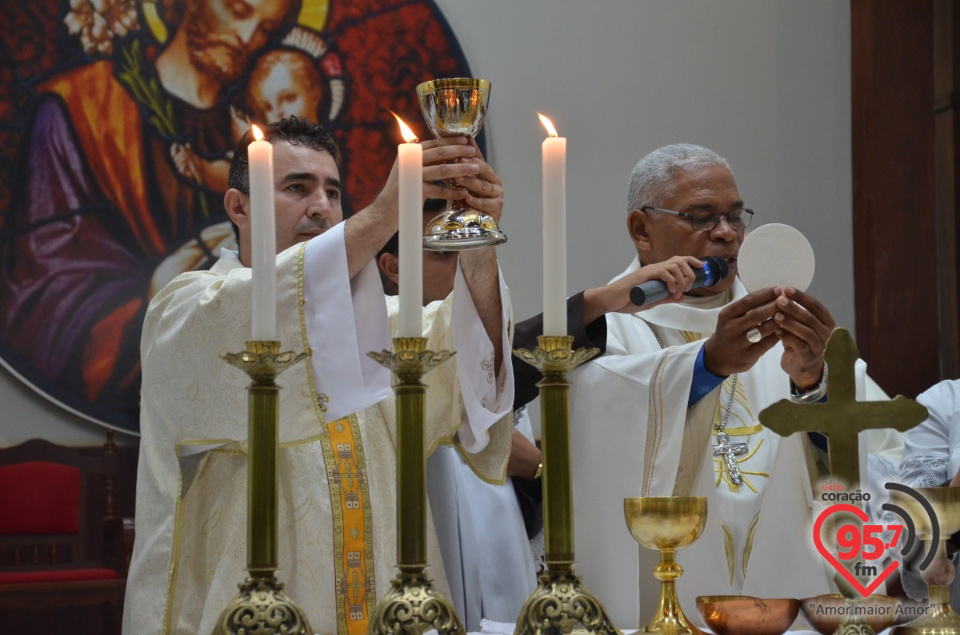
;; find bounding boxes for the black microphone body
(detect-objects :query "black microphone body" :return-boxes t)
[628,256,729,307]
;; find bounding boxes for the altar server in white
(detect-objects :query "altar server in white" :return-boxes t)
[567,143,870,627]
[124,117,515,635]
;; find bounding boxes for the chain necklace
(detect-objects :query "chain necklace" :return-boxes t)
[714,374,746,485]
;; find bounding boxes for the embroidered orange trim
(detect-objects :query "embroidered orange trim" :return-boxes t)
[326,417,373,635]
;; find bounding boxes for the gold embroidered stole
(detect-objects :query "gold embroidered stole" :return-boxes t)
[296,245,376,635]
[323,415,376,635]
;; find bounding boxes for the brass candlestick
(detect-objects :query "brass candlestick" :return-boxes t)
[212,341,311,635]
[367,337,463,635]
[513,335,619,635]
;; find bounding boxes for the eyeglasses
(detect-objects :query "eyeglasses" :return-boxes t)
[641,206,754,232]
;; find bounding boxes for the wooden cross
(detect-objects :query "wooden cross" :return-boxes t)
[713,431,748,485]
[758,328,928,487]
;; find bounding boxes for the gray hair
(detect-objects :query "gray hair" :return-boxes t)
[626,143,732,214]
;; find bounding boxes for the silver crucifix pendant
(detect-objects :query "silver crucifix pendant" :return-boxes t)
[713,431,748,485]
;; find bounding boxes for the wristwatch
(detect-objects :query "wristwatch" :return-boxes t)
[790,362,828,403]
[532,462,543,480]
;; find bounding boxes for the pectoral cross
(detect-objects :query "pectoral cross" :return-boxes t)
[713,431,748,485]
[758,328,928,487]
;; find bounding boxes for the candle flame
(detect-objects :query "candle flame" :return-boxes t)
[251,125,264,141]
[390,111,418,143]
[538,113,558,137]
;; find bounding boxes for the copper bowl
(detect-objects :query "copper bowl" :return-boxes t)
[799,593,899,634]
[696,595,800,635]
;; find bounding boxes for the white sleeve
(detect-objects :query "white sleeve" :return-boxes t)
[302,223,390,420]
[899,380,960,487]
[450,263,515,453]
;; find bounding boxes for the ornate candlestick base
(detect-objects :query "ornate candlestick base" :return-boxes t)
[213,341,311,635]
[513,336,619,635]
[368,337,463,635]
[514,570,619,635]
[213,576,312,634]
[368,572,464,635]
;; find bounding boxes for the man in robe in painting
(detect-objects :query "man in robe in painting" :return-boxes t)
[0,0,299,427]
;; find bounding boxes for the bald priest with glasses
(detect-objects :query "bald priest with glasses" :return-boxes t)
[555,143,867,626]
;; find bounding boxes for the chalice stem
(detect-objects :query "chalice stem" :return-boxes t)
[643,550,701,634]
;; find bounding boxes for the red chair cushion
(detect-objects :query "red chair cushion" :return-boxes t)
[0,461,80,534]
[0,568,121,584]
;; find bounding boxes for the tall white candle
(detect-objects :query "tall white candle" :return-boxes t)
[248,125,276,341]
[394,114,423,337]
[540,114,567,335]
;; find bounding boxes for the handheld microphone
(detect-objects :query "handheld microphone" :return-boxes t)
[628,256,729,307]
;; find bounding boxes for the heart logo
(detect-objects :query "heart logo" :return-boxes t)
[813,503,899,597]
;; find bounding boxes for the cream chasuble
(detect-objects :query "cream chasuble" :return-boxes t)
[567,256,875,630]
[124,224,514,635]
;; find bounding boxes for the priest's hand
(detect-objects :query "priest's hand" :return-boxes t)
[703,287,782,376]
[347,137,484,279]
[441,137,506,376]
[420,136,481,199]
[456,137,504,224]
[419,137,504,223]
[507,430,542,479]
[582,255,703,324]
[773,287,835,390]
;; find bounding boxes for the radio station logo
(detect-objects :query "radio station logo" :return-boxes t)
[812,483,937,598]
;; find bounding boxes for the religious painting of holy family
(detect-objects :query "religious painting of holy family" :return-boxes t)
[0,0,479,434]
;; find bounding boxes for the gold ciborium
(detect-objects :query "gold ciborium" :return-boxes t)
[890,486,960,634]
[625,496,707,635]
[416,78,506,251]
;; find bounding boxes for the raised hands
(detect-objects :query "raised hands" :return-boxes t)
[773,287,835,389]
[703,286,835,388]
[421,136,504,224]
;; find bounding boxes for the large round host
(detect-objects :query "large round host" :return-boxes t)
[737,223,815,292]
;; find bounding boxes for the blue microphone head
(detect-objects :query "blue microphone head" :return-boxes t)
[701,256,729,287]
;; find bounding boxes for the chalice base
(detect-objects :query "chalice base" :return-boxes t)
[513,570,620,635]
[892,601,960,634]
[423,209,507,251]
[640,608,705,635]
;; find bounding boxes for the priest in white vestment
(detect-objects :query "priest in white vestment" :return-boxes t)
[565,144,871,629]
[124,118,515,635]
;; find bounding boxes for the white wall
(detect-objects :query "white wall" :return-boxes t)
[0,0,852,445]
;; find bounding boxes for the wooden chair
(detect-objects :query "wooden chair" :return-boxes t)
[0,432,126,635]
